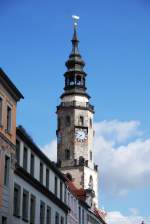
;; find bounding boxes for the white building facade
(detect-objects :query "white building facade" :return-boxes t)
[12,126,69,224]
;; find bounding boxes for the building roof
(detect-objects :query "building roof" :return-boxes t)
[67,179,86,201]
[66,178,107,223]
[0,68,24,101]
[16,125,66,182]
[88,209,107,224]
[94,208,107,222]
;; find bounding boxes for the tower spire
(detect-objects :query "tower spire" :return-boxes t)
[71,15,80,55]
[61,15,91,99]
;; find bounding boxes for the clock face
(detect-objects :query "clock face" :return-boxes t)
[75,128,88,142]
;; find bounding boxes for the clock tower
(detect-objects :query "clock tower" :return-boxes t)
[56,19,99,206]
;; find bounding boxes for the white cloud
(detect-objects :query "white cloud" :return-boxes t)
[106,210,149,224]
[94,120,150,197]
[94,120,142,144]
[42,139,57,162]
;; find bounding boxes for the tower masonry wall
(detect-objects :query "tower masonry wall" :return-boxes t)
[62,95,89,103]
[74,109,94,162]
[84,166,99,206]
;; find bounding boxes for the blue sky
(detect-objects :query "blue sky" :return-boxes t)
[0,0,150,222]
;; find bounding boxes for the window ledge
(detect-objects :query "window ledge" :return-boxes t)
[13,214,21,219]
[0,124,3,128]
[3,184,9,189]
[5,129,12,136]
[22,217,29,223]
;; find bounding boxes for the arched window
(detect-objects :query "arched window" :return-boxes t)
[79,116,84,126]
[90,118,92,128]
[69,76,75,86]
[66,116,71,126]
[65,149,70,160]
[79,156,85,166]
[89,175,93,189]
[66,173,72,181]
[83,77,85,87]
[66,77,70,86]
[76,75,82,85]
[90,151,92,161]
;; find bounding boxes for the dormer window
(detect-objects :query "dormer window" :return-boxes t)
[66,173,72,181]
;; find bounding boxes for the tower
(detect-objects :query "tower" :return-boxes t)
[56,18,99,206]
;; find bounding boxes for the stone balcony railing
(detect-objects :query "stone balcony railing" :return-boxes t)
[58,157,98,172]
[57,101,94,112]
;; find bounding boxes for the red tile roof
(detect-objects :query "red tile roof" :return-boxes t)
[94,207,107,221]
[66,177,107,223]
[67,179,86,201]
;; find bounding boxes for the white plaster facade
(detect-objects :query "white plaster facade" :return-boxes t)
[11,128,69,224]
[12,174,67,224]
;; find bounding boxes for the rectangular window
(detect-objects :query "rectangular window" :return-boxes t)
[54,176,58,196]
[23,147,28,171]
[30,195,36,224]
[90,150,92,161]
[22,189,29,221]
[55,212,59,224]
[40,201,45,224]
[82,209,84,224]
[40,162,43,184]
[68,192,70,206]
[66,116,70,126]
[0,97,3,126]
[46,206,51,224]
[79,116,84,126]
[16,140,20,164]
[60,181,63,200]
[79,207,81,223]
[64,186,67,203]
[61,216,64,224]
[46,168,49,189]
[2,217,7,224]
[6,106,12,133]
[4,156,10,186]
[30,154,35,177]
[13,183,21,217]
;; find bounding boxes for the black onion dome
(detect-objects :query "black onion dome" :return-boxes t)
[61,25,90,99]
[65,27,86,73]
